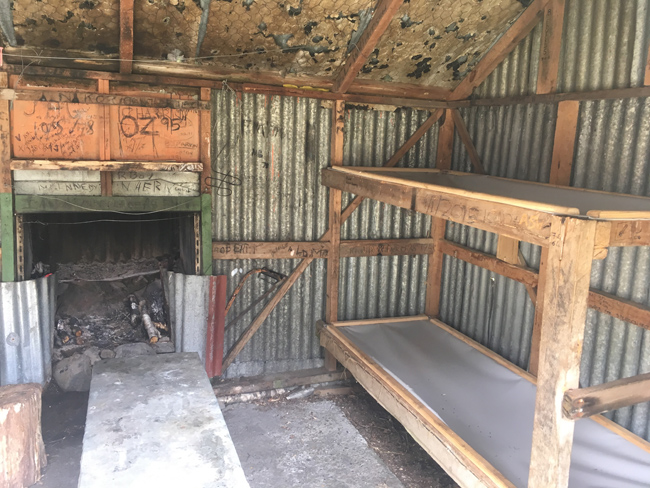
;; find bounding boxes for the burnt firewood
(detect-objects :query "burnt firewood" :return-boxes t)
[127,295,141,327]
[138,300,161,344]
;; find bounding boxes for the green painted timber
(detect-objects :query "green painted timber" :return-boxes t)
[201,194,213,275]
[14,195,202,213]
[1,193,15,281]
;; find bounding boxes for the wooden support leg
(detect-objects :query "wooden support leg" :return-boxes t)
[528,217,597,488]
[425,218,446,318]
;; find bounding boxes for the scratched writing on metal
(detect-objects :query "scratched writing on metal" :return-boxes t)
[111,106,199,161]
[12,101,100,159]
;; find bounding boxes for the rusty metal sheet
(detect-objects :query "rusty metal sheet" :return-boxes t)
[110,106,200,161]
[11,101,101,159]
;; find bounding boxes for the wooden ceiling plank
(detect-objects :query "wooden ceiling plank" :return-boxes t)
[331,0,404,94]
[537,0,566,94]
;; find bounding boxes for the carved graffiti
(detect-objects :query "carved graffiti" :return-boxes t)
[110,106,200,161]
[12,101,101,159]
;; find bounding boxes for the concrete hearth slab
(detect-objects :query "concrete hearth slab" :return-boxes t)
[78,353,248,488]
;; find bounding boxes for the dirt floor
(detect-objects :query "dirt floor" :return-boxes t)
[33,382,456,487]
[332,387,458,488]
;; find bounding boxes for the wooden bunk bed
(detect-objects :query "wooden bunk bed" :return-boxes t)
[318,166,650,488]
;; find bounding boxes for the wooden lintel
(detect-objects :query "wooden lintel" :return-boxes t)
[0,88,210,111]
[563,372,650,420]
[119,0,135,74]
[212,238,434,260]
[11,159,203,172]
[450,0,548,99]
[537,0,566,94]
[332,0,404,94]
[450,109,486,174]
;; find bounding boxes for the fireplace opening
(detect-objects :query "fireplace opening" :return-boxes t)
[21,211,198,378]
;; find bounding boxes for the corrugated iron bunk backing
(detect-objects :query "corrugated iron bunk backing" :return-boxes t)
[318,166,650,488]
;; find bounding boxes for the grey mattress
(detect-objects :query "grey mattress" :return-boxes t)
[339,320,650,488]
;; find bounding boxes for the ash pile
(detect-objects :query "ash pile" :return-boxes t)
[51,264,176,392]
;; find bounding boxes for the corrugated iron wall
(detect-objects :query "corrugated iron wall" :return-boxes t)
[210,91,438,377]
[441,0,650,441]
[0,275,56,386]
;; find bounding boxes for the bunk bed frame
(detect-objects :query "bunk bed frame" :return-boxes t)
[318,166,650,488]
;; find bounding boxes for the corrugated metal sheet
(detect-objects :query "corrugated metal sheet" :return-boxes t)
[441,1,650,440]
[210,91,439,376]
[0,275,56,386]
[166,271,211,364]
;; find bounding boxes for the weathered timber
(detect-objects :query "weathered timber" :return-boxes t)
[119,0,134,74]
[528,217,597,488]
[537,0,566,94]
[563,372,650,420]
[11,159,202,172]
[588,289,650,331]
[0,383,47,488]
[0,88,210,110]
[425,219,446,318]
[331,0,404,93]
[549,100,580,186]
[450,109,486,174]
[608,220,650,247]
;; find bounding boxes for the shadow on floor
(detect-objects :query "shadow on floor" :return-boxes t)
[32,383,88,488]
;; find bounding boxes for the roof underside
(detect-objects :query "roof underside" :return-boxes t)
[8,0,529,89]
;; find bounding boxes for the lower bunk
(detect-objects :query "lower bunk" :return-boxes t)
[318,316,650,488]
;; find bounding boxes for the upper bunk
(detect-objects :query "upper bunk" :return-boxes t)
[321,167,650,248]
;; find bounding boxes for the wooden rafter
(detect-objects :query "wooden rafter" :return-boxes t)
[331,0,404,94]
[537,0,566,94]
[119,0,135,74]
[450,0,549,100]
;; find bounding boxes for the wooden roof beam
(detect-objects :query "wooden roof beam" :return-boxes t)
[450,0,550,100]
[120,0,135,74]
[331,0,404,94]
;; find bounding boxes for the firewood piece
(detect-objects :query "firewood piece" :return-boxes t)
[0,383,47,488]
[127,295,141,327]
[139,300,161,344]
[154,321,169,332]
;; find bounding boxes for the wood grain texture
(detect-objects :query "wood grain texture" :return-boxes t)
[537,0,566,94]
[119,0,135,74]
[331,0,404,93]
[200,87,212,194]
[326,100,345,323]
[11,160,202,172]
[98,79,112,196]
[563,372,650,420]
[435,110,454,170]
[549,100,580,186]
[528,217,597,488]
[425,218,446,318]
[0,383,46,488]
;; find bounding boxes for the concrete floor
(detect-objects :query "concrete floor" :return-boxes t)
[222,400,404,488]
[32,386,405,488]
